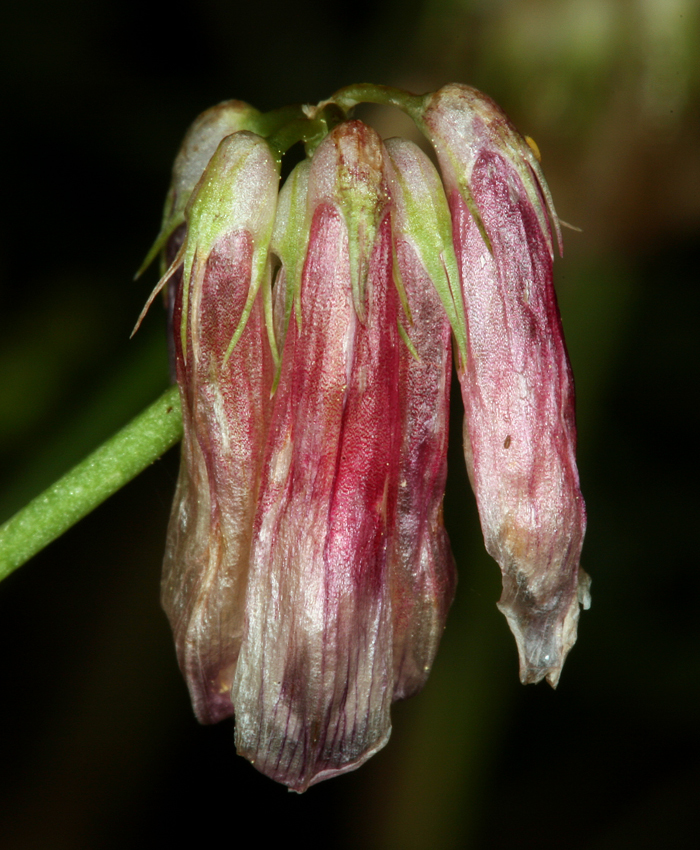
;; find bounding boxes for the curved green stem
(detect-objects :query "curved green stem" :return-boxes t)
[266,103,346,163]
[329,83,428,122]
[267,117,324,164]
[0,386,183,582]
[252,103,309,138]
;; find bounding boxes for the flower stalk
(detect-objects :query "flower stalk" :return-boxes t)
[0,386,182,582]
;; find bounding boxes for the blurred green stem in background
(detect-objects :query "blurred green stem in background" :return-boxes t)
[0,387,182,582]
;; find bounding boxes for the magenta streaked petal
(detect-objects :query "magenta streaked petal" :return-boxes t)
[161,134,278,723]
[453,162,588,685]
[389,237,456,699]
[231,124,401,791]
[383,138,457,699]
[163,231,274,723]
[422,85,589,687]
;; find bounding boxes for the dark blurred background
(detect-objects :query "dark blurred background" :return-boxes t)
[1,1,699,847]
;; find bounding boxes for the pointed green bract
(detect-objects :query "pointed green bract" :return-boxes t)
[271,160,311,343]
[384,137,468,365]
[306,121,386,320]
[137,100,263,279]
[179,132,280,366]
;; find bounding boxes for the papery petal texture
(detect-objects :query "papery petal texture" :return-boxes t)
[162,132,278,723]
[383,137,457,700]
[422,84,589,687]
[231,123,401,792]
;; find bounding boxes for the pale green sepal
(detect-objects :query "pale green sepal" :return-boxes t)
[332,128,386,322]
[384,137,469,364]
[271,160,312,343]
[482,121,561,259]
[222,232,278,370]
[134,217,174,281]
[179,132,279,365]
[391,244,413,328]
[268,160,313,396]
[305,123,387,324]
[340,185,384,323]
[440,247,468,370]
[180,246,201,363]
[455,173,493,256]
[397,320,421,362]
[261,262,279,371]
[138,101,263,280]
[524,152,563,257]
[131,240,186,337]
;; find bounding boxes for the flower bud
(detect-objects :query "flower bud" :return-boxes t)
[161,131,278,723]
[383,137,457,699]
[143,100,263,271]
[135,101,264,374]
[421,84,590,687]
[231,121,401,791]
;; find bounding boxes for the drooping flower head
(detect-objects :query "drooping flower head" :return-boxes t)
[145,82,590,791]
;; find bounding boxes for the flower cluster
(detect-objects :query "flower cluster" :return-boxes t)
[142,83,590,792]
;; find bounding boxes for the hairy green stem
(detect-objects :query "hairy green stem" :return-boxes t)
[0,386,182,582]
